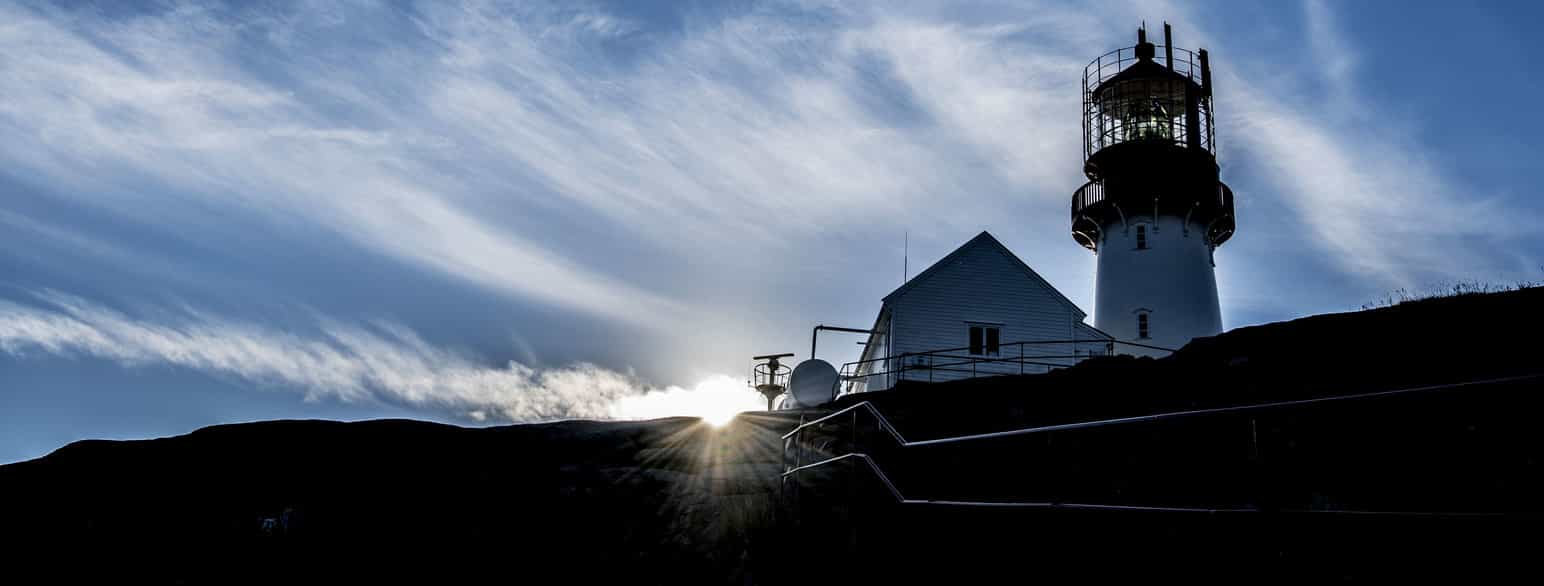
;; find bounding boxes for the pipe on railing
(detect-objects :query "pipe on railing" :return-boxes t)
[811,324,874,360]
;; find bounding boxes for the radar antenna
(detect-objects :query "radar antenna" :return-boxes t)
[749,353,795,411]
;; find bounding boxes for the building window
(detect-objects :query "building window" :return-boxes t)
[1137,313,1150,339]
[969,325,1001,356]
[1135,225,1148,250]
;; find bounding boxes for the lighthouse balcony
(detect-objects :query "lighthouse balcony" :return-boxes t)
[1071,180,1234,251]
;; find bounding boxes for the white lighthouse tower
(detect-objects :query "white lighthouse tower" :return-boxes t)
[1071,24,1236,354]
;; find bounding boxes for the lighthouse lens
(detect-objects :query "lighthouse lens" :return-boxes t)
[1096,80,1188,150]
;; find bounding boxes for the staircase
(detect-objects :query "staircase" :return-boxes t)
[774,374,1544,582]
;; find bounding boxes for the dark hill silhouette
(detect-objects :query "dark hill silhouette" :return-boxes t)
[3,287,1542,583]
[1,415,800,583]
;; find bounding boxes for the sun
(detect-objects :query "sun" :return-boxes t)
[608,375,763,427]
[698,404,740,428]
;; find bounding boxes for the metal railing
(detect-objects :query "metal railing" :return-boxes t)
[1074,180,1232,215]
[1071,180,1104,216]
[1071,180,1234,246]
[752,362,789,389]
[837,339,1174,397]
[781,373,1544,514]
[1210,182,1236,245]
[1085,45,1206,89]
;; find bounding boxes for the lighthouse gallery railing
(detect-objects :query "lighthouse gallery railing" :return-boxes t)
[1071,180,1232,218]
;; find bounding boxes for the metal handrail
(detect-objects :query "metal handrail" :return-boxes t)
[752,362,790,388]
[788,372,1544,445]
[783,373,1544,514]
[782,452,1505,517]
[783,400,901,442]
[848,338,1172,370]
[1071,180,1104,216]
[1085,45,1206,88]
[1072,180,1233,221]
[840,338,1174,396]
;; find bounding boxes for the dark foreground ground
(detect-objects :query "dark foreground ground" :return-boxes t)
[3,288,1543,583]
[0,414,799,583]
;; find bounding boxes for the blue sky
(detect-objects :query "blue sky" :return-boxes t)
[3,0,1542,463]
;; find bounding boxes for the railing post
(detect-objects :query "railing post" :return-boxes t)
[1020,343,1025,375]
[796,415,804,470]
[849,408,859,556]
[1249,415,1267,513]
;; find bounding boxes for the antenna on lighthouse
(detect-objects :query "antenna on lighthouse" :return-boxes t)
[1164,22,1174,70]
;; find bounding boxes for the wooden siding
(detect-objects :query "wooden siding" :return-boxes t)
[885,240,1107,385]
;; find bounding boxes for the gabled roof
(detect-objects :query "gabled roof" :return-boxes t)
[881,231,1088,319]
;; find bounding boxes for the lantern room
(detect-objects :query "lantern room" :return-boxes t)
[1071,23,1233,255]
[1081,24,1215,181]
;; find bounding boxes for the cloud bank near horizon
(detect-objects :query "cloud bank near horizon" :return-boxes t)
[0,292,757,424]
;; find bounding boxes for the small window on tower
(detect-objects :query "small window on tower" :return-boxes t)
[1137,313,1150,339]
[1135,225,1148,250]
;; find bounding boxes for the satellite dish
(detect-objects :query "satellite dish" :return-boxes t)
[788,359,839,408]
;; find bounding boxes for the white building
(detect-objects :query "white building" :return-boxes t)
[845,231,1113,394]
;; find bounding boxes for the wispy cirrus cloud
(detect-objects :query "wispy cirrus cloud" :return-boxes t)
[0,0,1117,376]
[1213,0,1536,291]
[4,2,1485,298]
[0,291,759,423]
[1,0,1537,414]
[0,2,685,328]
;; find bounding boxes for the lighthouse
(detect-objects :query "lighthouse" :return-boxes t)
[1071,24,1235,354]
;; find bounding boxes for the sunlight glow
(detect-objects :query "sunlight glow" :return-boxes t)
[608,375,764,427]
